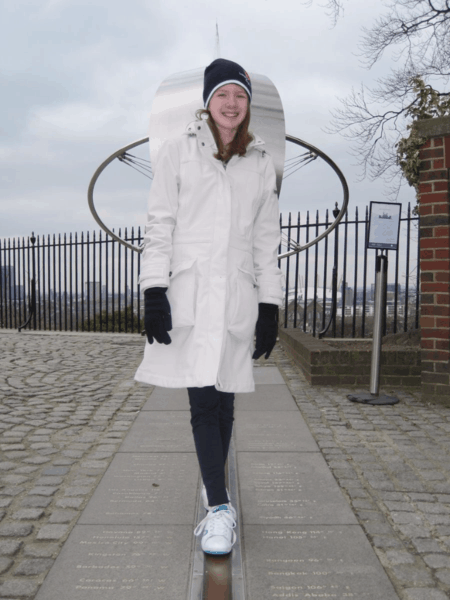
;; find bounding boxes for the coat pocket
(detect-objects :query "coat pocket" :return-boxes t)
[228,267,259,341]
[167,258,197,327]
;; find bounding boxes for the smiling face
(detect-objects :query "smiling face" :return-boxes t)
[208,83,249,143]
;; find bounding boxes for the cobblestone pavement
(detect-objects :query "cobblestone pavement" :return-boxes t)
[1,330,450,600]
[270,344,450,600]
[0,330,152,599]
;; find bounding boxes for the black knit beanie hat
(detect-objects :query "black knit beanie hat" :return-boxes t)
[203,58,252,109]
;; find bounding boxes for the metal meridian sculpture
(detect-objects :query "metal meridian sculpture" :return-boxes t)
[87,135,349,257]
[88,66,349,258]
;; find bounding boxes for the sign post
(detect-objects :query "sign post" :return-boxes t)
[348,202,401,406]
[370,253,387,396]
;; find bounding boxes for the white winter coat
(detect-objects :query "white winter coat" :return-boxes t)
[134,119,284,393]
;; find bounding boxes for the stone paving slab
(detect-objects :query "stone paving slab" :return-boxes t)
[253,366,285,385]
[78,452,199,525]
[243,525,399,599]
[118,411,195,452]
[235,384,299,411]
[34,525,193,600]
[234,409,318,452]
[141,387,189,411]
[238,452,358,526]
[2,330,450,599]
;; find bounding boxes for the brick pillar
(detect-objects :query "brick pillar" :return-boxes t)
[416,117,450,404]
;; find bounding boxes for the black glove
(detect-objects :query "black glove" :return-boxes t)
[144,287,172,345]
[252,303,278,360]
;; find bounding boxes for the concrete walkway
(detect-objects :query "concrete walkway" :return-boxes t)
[0,330,449,599]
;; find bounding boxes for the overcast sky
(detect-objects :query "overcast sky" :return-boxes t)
[1,0,416,242]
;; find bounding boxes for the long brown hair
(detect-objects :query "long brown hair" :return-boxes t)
[195,107,254,163]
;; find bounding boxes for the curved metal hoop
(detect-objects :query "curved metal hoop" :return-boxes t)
[87,137,149,253]
[278,135,349,259]
[87,135,349,256]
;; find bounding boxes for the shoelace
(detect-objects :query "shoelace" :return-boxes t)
[202,488,237,520]
[194,508,237,544]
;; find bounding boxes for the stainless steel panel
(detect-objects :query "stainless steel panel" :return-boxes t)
[149,66,286,194]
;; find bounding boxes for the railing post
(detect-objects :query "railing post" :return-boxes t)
[18,233,37,332]
[30,232,37,331]
[318,203,340,339]
[370,254,387,395]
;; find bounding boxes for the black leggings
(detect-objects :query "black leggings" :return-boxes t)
[187,386,235,508]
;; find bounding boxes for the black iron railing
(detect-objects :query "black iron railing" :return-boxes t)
[279,202,420,338]
[1,203,419,336]
[1,228,143,333]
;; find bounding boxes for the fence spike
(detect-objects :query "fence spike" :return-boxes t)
[1,213,421,337]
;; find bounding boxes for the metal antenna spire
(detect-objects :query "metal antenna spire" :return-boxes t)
[215,20,221,58]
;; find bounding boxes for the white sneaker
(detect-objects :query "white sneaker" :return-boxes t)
[201,485,236,519]
[194,504,237,555]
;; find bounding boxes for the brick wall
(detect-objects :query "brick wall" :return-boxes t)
[416,117,450,402]
[278,328,421,388]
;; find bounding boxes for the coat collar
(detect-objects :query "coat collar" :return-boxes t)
[184,120,266,153]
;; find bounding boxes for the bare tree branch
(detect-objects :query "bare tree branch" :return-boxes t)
[301,0,344,25]
[307,0,450,193]
[359,1,450,73]
[327,68,450,196]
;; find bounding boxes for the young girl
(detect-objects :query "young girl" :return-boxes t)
[135,58,284,554]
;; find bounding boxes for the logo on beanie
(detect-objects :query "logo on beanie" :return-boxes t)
[240,71,251,86]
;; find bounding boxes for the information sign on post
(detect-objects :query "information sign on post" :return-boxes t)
[367,201,402,250]
[348,201,401,406]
